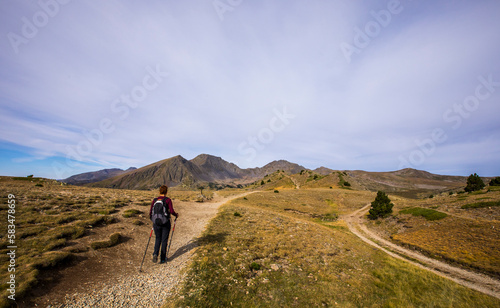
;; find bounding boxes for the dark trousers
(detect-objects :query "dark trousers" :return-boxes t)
[153,220,171,261]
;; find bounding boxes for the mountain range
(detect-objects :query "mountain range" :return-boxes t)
[84,154,305,190]
[64,154,473,197]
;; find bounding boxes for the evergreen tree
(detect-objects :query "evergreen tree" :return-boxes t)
[464,173,485,192]
[489,177,500,186]
[368,191,394,219]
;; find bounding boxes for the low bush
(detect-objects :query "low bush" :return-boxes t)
[461,200,500,209]
[489,177,500,186]
[249,262,261,271]
[399,207,447,221]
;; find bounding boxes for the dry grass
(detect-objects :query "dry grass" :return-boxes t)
[168,189,499,307]
[294,170,340,189]
[214,189,247,198]
[370,188,500,279]
[229,188,375,218]
[168,188,214,202]
[0,176,155,306]
[247,170,296,190]
[392,216,500,277]
[90,232,122,250]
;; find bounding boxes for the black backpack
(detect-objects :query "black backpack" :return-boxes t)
[151,197,170,226]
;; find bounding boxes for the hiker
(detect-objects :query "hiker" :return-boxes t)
[149,185,178,263]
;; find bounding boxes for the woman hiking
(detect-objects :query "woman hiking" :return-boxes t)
[149,185,179,263]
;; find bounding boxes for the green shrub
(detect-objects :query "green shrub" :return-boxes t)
[250,262,261,271]
[461,200,500,209]
[368,191,393,220]
[274,190,279,193]
[399,207,447,221]
[465,173,485,192]
[489,177,500,186]
[320,213,338,222]
[234,212,242,217]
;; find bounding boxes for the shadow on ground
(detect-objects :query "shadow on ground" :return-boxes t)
[168,232,229,262]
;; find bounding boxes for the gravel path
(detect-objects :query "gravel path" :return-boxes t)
[56,192,252,308]
[344,204,500,300]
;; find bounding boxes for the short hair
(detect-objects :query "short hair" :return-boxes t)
[159,185,168,195]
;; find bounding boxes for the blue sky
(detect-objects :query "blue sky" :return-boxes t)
[1,0,499,179]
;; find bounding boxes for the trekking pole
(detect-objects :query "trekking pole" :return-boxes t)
[166,217,177,261]
[139,227,154,272]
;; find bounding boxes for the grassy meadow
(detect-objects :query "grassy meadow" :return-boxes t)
[167,189,500,307]
[372,187,500,278]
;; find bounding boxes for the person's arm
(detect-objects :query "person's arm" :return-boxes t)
[167,198,178,218]
[149,198,155,218]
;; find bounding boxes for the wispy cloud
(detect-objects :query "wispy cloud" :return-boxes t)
[1,0,499,178]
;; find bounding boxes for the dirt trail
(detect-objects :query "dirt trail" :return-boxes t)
[343,204,500,300]
[31,191,253,308]
[287,175,300,189]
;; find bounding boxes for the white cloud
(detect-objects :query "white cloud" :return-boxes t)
[0,0,499,178]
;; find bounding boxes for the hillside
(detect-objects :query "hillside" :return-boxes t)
[344,168,467,198]
[88,154,306,190]
[61,167,136,185]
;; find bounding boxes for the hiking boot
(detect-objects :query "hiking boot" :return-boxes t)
[160,259,166,264]
[153,255,158,263]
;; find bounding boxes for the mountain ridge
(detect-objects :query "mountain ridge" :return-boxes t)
[62,167,136,185]
[87,154,307,190]
[76,154,473,197]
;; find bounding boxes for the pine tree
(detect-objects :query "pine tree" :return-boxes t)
[464,173,485,192]
[368,191,394,219]
[489,177,500,186]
